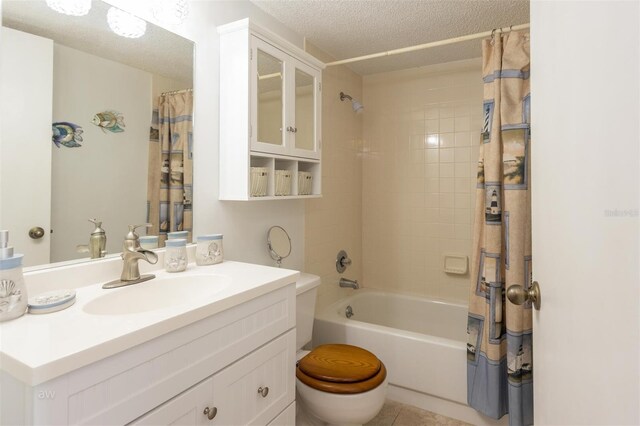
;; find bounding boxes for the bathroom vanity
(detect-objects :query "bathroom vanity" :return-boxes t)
[0,260,298,425]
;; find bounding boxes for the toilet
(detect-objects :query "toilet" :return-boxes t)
[295,273,387,425]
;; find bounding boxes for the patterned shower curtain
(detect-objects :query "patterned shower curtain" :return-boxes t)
[467,31,532,425]
[147,90,193,245]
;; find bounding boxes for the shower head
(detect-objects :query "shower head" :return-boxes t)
[340,91,364,113]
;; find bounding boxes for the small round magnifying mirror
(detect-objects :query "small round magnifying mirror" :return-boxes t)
[267,226,291,267]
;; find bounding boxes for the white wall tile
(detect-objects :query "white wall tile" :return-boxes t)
[439,133,455,148]
[439,193,455,209]
[454,147,471,162]
[455,162,470,177]
[440,177,455,193]
[440,163,454,178]
[425,134,439,148]
[455,131,472,147]
[440,148,455,163]
[363,59,482,302]
[425,150,439,164]
[425,118,439,134]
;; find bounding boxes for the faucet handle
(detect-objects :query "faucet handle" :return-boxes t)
[126,224,152,240]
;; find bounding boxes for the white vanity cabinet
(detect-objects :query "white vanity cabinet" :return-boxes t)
[131,331,295,426]
[219,19,325,200]
[1,282,296,426]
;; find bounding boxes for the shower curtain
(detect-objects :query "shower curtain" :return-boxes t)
[467,31,532,425]
[147,90,193,245]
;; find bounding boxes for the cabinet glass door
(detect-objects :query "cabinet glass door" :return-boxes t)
[256,47,284,149]
[294,68,314,151]
[290,60,320,159]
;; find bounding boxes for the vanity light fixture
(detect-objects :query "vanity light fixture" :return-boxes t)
[152,0,190,26]
[107,7,146,39]
[46,0,91,16]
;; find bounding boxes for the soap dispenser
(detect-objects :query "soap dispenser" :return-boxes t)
[88,218,107,259]
[0,230,27,321]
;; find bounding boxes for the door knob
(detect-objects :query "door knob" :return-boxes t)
[28,227,45,239]
[507,281,541,310]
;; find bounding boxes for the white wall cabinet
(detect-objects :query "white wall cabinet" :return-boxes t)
[219,19,325,200]
[1,285,296,426]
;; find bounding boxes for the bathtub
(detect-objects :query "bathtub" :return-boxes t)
[313,289,485,422]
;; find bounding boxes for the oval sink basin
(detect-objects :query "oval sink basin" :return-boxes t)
[83,274,230,315]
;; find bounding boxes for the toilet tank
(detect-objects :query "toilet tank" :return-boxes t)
[296,273,320,350]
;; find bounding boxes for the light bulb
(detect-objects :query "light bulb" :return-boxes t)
[46,0,91,16]
[152,0,190,26]
[107,7,146,39]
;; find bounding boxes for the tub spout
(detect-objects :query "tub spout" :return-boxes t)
[339,277,359,289]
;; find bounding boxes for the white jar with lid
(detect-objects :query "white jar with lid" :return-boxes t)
[196,234,223,266]
[139,235,158,250]
[167,231,189,241]
[0,230,27,322]
[164,238,187,272]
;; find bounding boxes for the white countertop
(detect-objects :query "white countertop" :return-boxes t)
[0,261,299,386]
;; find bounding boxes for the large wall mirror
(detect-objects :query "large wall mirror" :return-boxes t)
[1,0,194,268]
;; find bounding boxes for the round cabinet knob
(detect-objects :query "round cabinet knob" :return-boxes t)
[507,281,541,310]
[257,386,269,398]
[203,406,217,420]
[28,227,45,239]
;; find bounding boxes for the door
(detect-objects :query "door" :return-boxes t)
[531,1,639,424]
[251,37,288,156]
[0,27,53,266]
[288,58,321,160]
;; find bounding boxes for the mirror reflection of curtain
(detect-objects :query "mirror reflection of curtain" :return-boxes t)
[147,90,193,245]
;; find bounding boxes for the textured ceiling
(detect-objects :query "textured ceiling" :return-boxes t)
[2,0,193,83]
[251,0,530,75]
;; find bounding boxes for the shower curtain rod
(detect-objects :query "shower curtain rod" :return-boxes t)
[160,88,193,95]
[325,23,530,67]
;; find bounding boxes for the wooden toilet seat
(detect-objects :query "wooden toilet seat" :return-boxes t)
[296,344,387,394]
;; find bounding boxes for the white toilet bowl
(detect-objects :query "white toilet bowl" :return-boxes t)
[296,375,387,425]
[294,274,387,426]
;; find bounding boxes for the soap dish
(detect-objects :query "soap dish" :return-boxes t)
[28,289,76,314]
[443,254,468,275]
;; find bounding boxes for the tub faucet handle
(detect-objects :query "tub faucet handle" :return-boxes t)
[336,250,352,273]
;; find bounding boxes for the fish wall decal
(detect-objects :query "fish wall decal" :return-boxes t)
[92,110,125,133]
[52,122,84,148]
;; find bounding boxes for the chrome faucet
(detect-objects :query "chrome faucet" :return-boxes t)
[76,218,107,259]
[339,277,359,289]
[102,224,159,289]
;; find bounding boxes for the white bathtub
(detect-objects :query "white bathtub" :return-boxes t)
[313,289,496,423]
[313,290,507,424]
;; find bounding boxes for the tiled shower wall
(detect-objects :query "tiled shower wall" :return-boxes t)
[362,59,483,302]
[305,43,364,310]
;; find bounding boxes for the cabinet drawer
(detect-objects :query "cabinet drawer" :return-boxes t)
[129,378,213,426]
[129,330,295,426]
[267,402,295,426]
[212,330,295,425]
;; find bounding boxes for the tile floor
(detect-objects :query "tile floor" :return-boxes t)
[365,400,471,426]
